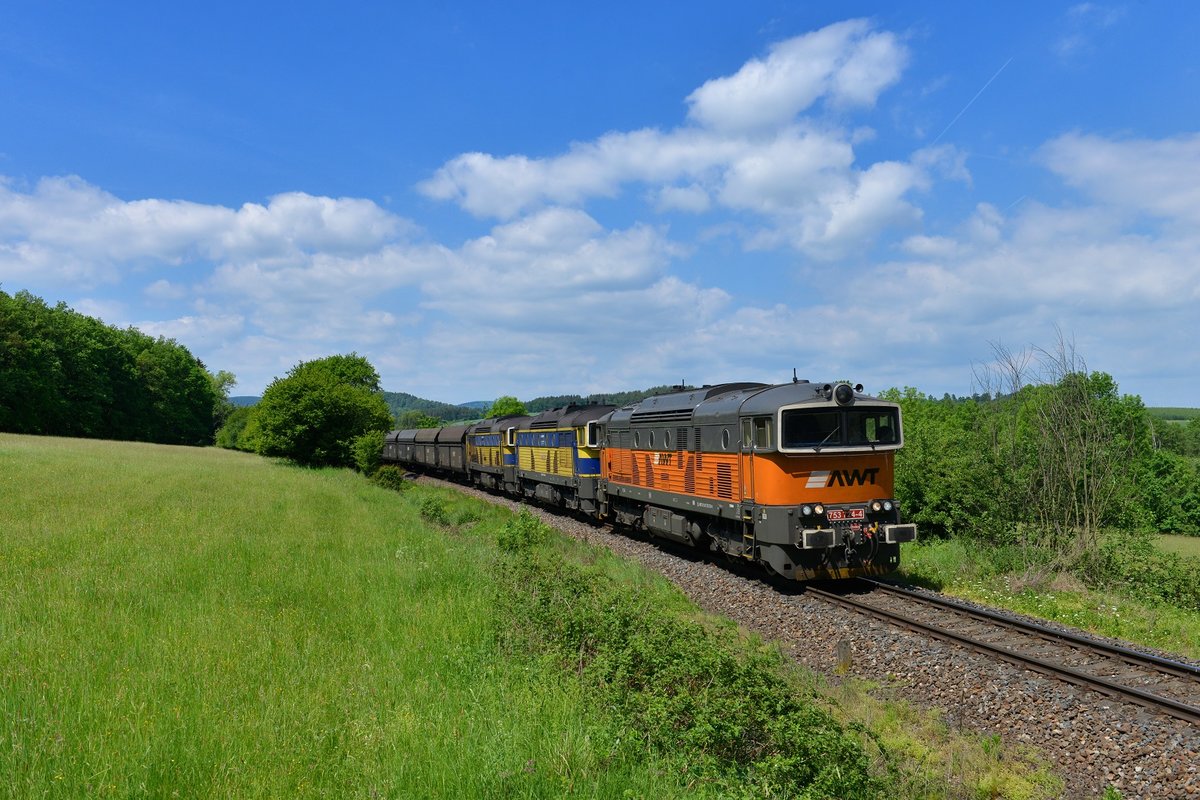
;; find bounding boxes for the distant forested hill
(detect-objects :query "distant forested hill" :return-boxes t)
[383,392,480,422]
[524,384,695,412]
[381,384,697,425]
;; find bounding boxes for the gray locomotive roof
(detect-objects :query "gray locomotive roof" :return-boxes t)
[609,382,768,426]
[738,382,891,414]
[609,380,893,427]
[528,405,614,429]
[468,414,531,435]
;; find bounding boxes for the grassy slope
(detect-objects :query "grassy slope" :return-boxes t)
[0,435,677,798]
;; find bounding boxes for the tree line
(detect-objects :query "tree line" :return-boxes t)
[0,289,231,446]
[885,340,1200,562]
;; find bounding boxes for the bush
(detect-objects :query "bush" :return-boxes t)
[419,497,450,526]
[369,465,409,493]
[351,430,386,474]
[496,511,549,552]
[1076,531,1200,610]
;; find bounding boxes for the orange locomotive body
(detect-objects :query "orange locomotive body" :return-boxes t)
[600,381,915,580]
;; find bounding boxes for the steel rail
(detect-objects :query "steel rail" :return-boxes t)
[805,585,1200,726]
[862,578,1200,681]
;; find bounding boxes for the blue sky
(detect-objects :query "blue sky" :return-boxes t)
[2,1,1197,405]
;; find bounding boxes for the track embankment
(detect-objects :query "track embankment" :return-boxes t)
[427,478,1200,799]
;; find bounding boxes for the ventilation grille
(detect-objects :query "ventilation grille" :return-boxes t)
[630,409,693,424]
[717,464,733,499]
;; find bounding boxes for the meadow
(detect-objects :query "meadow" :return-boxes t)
[0,434,683,797]
[1157,533,1200,559]
[0,434,1060,798]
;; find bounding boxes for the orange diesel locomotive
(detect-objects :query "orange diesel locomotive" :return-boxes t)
[384,379,916,580]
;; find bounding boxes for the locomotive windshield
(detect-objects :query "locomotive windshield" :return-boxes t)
[781,407,899,449]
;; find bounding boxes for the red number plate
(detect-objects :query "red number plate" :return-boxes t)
[826,508,865,521]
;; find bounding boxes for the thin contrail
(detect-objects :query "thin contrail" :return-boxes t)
[931,57,1014,146]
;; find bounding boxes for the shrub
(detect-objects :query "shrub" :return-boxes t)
[369,465,408,493]
[351,429,386,474]
[419,497,450,526]
[496,511,549,552]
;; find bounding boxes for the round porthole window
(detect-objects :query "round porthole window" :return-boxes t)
[721,429,730,449]
[634,431,641,448]
[649,431,655,448]
[664,430,672,449]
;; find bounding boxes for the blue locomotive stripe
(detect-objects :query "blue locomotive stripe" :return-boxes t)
[516,430,577,448]
[575,456,601,475]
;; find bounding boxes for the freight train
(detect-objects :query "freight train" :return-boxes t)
[382,379,917,580]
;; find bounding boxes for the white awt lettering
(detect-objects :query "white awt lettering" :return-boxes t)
[805,470,830,489]
[826,468,879,487]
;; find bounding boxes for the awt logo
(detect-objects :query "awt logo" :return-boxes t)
[805,468,879,488]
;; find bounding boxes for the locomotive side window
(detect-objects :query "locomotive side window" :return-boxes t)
[586,421,601,448]
[506,427,517,447]
[721,428,730,450]
[753,417,771,449]
[741,419,753,448]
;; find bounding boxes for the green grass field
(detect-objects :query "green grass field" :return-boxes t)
[0,434,689,798]
[0,434,1063,799]
[1157,533,1200,558]
[1147,407,1200,422]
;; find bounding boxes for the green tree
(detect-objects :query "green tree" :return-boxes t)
[254,354,393,467]
[395,409,443,429]
[486,395,526,418]
[215,405,257,451]
[0,289,219,445]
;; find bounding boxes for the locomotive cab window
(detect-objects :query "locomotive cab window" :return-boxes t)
[846,409,899,445]
[780,407,900,450]
[741,419,753,448]
[586,421,601,448]
[506,427,517,447]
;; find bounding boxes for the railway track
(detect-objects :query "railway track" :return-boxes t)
[806,578,1200,725]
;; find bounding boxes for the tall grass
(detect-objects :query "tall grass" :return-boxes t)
[0,435,675,797]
